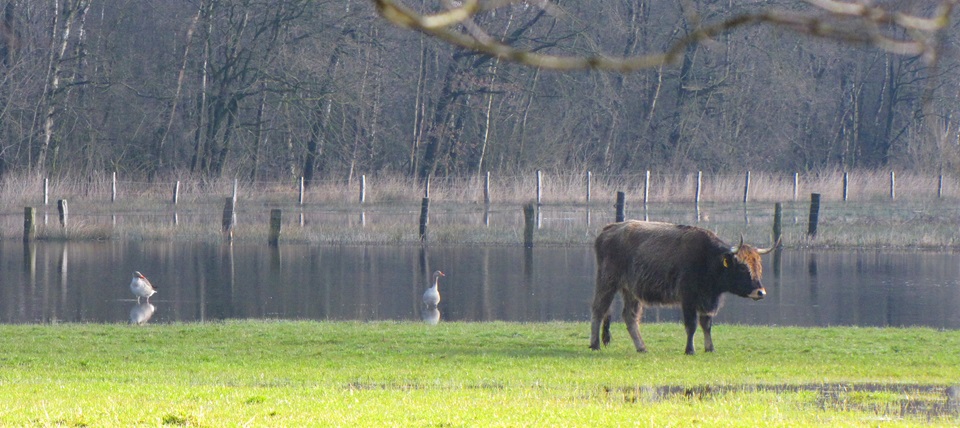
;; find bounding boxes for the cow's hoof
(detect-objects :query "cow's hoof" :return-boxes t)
[635,348,647,353]
[685,350,696,355]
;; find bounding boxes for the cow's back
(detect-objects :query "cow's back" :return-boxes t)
[595,221,719,303]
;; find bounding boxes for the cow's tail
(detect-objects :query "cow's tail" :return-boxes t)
[601,311,612,346]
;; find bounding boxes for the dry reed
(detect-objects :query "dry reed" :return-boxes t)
[1,170,957,247]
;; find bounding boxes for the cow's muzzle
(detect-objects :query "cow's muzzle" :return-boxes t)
[749,288,766,300]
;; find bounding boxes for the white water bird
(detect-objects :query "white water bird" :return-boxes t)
[421,270,445,307]
[130,271,157,303]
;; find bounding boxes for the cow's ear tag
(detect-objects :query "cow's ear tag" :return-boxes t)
[722,257,730,268]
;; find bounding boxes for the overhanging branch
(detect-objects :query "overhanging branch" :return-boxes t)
[373,0,956,71]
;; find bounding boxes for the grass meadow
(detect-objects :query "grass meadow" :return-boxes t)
[0,171,958,425]
[0,321,957,426]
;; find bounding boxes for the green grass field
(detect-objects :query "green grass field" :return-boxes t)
[0,321,956,426]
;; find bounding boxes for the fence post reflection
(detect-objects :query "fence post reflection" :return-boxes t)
[223,242,237,319]
[523,203,535,248]
[807,252,821,325]
[59,243,68,322]
[482,248,491,321]
[418,245,431,321]
[23,207,35,242]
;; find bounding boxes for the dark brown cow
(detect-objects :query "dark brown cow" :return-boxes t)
[590,220,777,354]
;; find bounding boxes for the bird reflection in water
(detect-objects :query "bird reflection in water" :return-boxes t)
[422,306,440,325]
[129,302,156,325]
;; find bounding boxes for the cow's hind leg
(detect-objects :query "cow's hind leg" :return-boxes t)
[622,293,647,353]
[589,279,618,350]
[682,304,698,355]
[699,314,714,352]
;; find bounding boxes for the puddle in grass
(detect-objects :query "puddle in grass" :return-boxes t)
[342,381,957,420]
[606,384,960,420]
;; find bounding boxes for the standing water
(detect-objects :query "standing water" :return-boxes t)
[0,241,958,328]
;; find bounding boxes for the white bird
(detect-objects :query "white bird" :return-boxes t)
[130,271,157,303]
[422,270,445,307]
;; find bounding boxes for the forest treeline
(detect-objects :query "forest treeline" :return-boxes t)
[0,1,958,185]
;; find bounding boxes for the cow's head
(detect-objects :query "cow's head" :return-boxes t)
[722,236,779,300]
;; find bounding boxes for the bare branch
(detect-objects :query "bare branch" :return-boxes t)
[372,0,958,72]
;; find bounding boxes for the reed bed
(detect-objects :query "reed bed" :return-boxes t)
[0,170,958,247]
[3,169,957,206]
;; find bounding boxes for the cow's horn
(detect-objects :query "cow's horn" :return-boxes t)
[730,234,744,253]
[757,236,783,255]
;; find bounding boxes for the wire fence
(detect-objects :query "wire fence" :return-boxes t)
[5,170,959,209]
[2,170,958,247]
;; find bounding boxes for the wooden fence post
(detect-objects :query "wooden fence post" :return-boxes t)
[793,172,799,201]
[773,202,782,245]
[807,193,821,238]
[23,207,35,242]
[268,209,282,246]
[743,171,751,203]
[585,171,591,204]
[483,171,491,207]
[643,170,650,207]
[57,199,68,228]
[536,170,542,206]
[419,197,430,242]
[695,171,702,204]
[523,203,535,248]
[615,191,626,222]
[889,170,896,200]
[222,197,236,241]
[359,175,366,204]
[298,176,304,205]
[842,172,848,201]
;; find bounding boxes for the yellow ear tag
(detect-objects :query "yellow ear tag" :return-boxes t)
[723,257,729,268]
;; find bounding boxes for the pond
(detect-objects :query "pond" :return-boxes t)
[1,241,958,328]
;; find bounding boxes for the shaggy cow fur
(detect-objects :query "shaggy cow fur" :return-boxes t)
[590,221,776,354]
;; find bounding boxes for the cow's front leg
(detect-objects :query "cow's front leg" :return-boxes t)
[622,293,646,353]
[699,314,714,352]
[682,304,698,355]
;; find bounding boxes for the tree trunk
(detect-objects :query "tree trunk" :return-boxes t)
[408,38,427,177]
[191,0,213,173]
[34,0,79,173]
[302,41,342,188]
[158,7,201,177]
[250,82,267,182]
[418,60,462,181]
